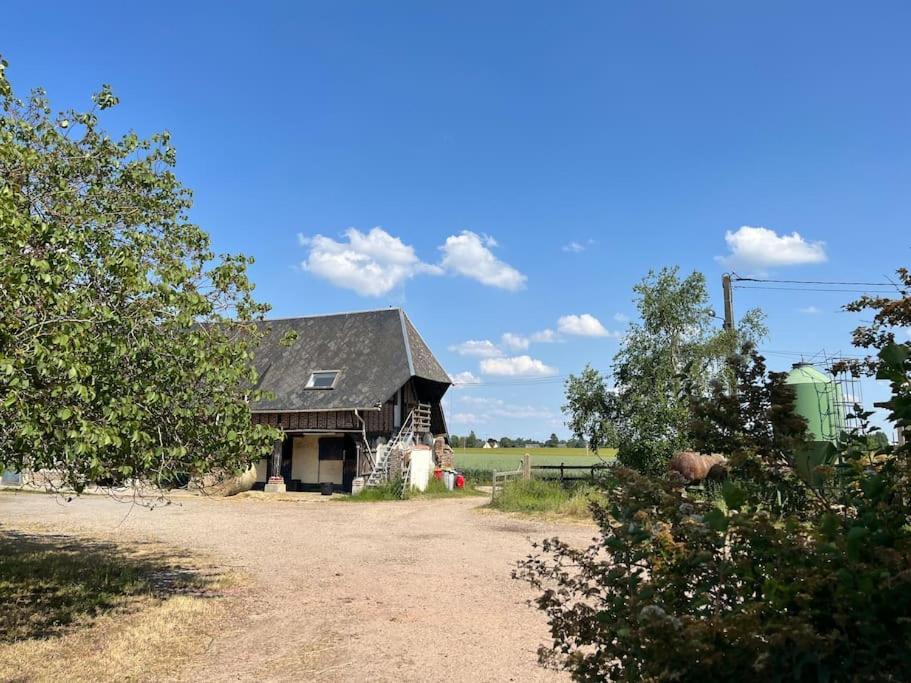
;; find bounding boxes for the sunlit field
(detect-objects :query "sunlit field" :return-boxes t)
[452,448,616,474]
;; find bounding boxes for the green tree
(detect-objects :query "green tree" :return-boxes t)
[465,430,480,448]
[0,59,279,494]
[563,364,620,452]
[564,267,765,474]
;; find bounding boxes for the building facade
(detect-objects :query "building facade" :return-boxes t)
[249,308,451,492]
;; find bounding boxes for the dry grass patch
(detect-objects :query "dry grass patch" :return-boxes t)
[0,528,237,682]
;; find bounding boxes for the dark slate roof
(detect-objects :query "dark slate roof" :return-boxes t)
[250,308,450,412]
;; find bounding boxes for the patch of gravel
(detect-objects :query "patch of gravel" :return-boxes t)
[0,492,593,682]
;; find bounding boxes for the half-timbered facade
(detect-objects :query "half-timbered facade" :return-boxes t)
[249,308,450,493]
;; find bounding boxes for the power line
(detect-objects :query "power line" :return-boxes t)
[759,348,867,360]
[453,376,568,387]
[733,285,895,294]
[732,276,897,287]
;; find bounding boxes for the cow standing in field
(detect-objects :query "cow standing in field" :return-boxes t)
[669,451,727,483]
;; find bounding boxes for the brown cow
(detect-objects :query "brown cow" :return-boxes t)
[669,451,727,483]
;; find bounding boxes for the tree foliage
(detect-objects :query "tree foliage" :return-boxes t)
[563,267,765,474]
[0,58,279,494]
[563,364,620,452]
[519,272,911,681]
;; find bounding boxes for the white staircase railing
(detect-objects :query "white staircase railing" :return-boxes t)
[397,458,412,499]
[365,408,419,487]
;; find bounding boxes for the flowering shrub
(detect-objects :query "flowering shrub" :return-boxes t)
[518,273,911,680]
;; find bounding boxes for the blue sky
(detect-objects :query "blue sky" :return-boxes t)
[4,2,910,439]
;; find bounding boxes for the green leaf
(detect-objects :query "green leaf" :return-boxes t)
[704,507,728,532]
[879,343,909,367]
[722,482,747,510]
[846,526,869,562]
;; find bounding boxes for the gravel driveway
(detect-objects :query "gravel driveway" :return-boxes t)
[0,492,594,681]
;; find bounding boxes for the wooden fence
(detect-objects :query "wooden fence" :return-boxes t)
[533,462,611,482]
[490,455,610,501]
[490,466,523,502]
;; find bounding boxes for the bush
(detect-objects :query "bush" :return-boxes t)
[517,333,911,681]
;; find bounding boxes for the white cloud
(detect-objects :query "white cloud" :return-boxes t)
[457,396,496,406]
[557,313,611,337]
[492,405,554,419]
[562,239,595,253]
[457,396,555,419]
[480,355,558,377]
[299,227,441,297]
[501,332,530,351]
[439,231,527,291]
[449,371,481,387]
[613,312,629,323]
[718,226,827,270]
[530,329,558,343]
[448,340,503,358]
[452,412,485,425]
[799,306,821,314]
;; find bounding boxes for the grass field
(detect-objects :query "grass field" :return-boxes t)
[452,447,616,477]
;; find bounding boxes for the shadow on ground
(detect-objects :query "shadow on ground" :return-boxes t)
[0,529,218,643]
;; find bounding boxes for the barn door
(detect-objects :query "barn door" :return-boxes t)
[318,437,345,491]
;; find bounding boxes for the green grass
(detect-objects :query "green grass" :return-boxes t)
[340,476,485,502]
[341,479,402,502]
[418,476,485,498]
[489,478,607,518]
[452,448,615,484]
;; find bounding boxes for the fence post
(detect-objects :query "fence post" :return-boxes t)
[491,470,497,503]
[560,462,564,483]
[522,454,531,481]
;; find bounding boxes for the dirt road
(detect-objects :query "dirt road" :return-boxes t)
[0,492,593,681]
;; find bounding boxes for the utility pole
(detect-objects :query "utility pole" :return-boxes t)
[722,274,735,332]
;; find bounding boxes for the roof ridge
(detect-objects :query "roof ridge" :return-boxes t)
[399,309,416,376]
[400,311,451,384]
[259,307,402,323]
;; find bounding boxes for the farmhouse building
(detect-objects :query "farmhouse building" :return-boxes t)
[249,308,451,493]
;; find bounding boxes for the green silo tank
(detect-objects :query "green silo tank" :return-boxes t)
[785,362,844,443]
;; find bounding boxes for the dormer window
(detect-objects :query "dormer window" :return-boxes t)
[306,370,339,389]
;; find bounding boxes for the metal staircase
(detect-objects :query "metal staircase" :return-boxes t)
[364,403,432,488]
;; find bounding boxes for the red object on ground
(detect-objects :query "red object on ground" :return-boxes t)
[455,474,465,489]
[433,468,443,480]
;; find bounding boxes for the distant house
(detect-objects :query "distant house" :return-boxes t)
[483,439,499,449]
[249,309,451,493]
